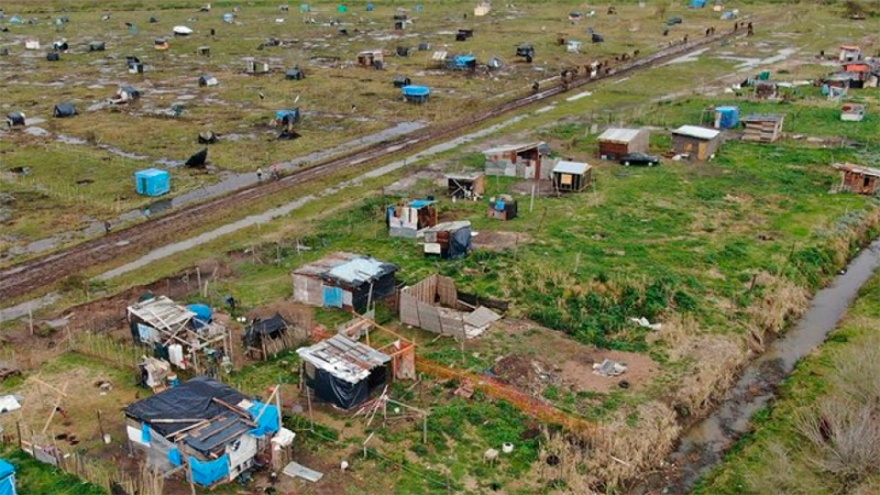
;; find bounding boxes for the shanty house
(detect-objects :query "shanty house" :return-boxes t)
[449,54,476,70]
[357,50,384,68]
[483,142,553,179]
[421,221,472,259]
[387,199,437,238]
[393,75,412,88]
[842,63,870,88]
[841,103,865,121]
[672,125,722,161]
[446,173,485,199]
[297,334,391,409]
[487,194,518,220]
[597,128,649,160]
[89,41,106,52]
[839,45,861,63]
[741,114,784,143]
[154,38,169,50]
[399,274,502,339]
[53,103,77,118]
[834,163,880,196]
[127,296,230,372]
[115,85,142,103]
[292,252,398,312]
[552,160,592,192]
[124,376,280,487]
[135,168,170,196]
[243,313,290,359]
[199,75,219,87]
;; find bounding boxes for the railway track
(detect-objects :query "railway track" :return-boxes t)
[0,28,743,302]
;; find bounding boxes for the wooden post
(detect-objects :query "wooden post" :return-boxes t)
[422,414,427,444]
[29,308,34,337]
[97,410,106,442]
[196,267,201,292]
[306,386,314,432]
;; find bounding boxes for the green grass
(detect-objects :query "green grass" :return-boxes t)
[693,269,880,495]
[0,447,105,495]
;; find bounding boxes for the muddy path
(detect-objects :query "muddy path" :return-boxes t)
[630,236,880,495]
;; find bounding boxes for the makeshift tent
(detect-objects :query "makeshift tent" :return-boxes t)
[185,148,208,168]
[450,54,476,70]
[243,313,289,349]
[388,199,437,237]
[402,85,430,103]
[487,194,517,220]
[135,169,170,197]
[488,57,503,69]
[173,25,193,35]
[117,85,141,101]
[155,38,169,50]
[223,13,234,23]
[89,41,106,51]
[198,131,218,144]
[297,334,391,409]
[187,304,212,329]
[285,68,305,80]
[149,16,158,23]
[6,112,25,128]
[53,103,77,118]
[46,52,60,61]
[53,40,69,51]
[366,3,375,11]
[0,459,16,495]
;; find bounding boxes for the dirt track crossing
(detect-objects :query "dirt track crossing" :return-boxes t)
[0,28,745,303]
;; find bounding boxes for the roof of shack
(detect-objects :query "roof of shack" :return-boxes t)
[297,334,390,383]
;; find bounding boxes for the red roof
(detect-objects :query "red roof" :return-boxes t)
[844,64,870,72]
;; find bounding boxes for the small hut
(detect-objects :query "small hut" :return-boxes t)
[402,85,430,103]
[285,67,305,80]
[487,194,518,220]
[714,106,740,129]
[552,161,592,193]
[154,38,169,50]
[6,112,25,128]
[841,103,865,122]
[357,50,384,68]
[446,173,485,199]
[297,334,391,409]
[245,58,269,74]
[833,163,880,196]
[393,75,412,88]
[388,199,437,237]
[198,75,219,87]
[597,128,649,160]
[671,125,721,161]
[291,252,399,311]
[53,103,77,118]
[741,114,784,142]
[89,41,106,52]
[134,168,170,196]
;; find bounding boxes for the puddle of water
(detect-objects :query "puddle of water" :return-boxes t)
[638,237,880,494]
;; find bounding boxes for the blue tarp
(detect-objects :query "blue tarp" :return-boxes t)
[402,85,431,96]
[189,455,230,486]
[453,55,476,67]
[715,106,740,129]
[323,286,344,308]
[409,199,434,208]
[690,0,706,7]
[247,402,280,437]
[187,304,212,329]
[366,3,374,11]
[134,168,170,197]
[222,13,234,23]
[0,459,15,495]
[141,424,152,444]
[168,449,182,467]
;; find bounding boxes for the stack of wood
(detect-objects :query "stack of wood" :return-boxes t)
[742,114,784,143]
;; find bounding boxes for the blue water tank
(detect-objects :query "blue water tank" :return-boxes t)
[714,106,740,129]
[134,169,170,197]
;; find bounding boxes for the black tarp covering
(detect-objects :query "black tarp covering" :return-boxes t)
[186,148,208,168]
[125,376,247,437]
[306,363,388,409]
[6,112,25,126]
[447,225,471,259]
[243,313,288,347]
[347,272,397,312]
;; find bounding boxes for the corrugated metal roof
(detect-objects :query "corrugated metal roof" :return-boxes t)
[834,163,880,177]
[553,160,590,175]
[127,296,195,329]
[483,142,545,155]
[672,125,721,140]
[297,334,391,383]
[327,257,394,285]
[597,128,643,143]
[422,220,471,233]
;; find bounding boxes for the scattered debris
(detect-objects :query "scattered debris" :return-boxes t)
[593,359,627,377]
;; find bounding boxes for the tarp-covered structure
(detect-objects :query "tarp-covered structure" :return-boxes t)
[53,103,77,118]
[127,296,230,373]
[6,112,25,128]
[124,376,280,487]
[297,334,391,409]
[0,459,16,495]
[243,313,291,359]
[292,252,398,312]
[421,221,472,259]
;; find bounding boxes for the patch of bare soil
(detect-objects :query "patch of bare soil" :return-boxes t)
[473,231,532,252]
[492,354,558,396]
[508,179,556,196]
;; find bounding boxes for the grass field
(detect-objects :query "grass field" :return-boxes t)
[692,269,880,495]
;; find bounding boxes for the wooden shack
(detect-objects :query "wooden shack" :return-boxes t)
[483,142,553,179]
[833,163,880,196]
[741,114,784,143]
[552,161,592,192]
[672,125,722,161]
[839,45,861,63]
[357,49,384,68]
[597,128,650,160]
[446,173,485,199]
